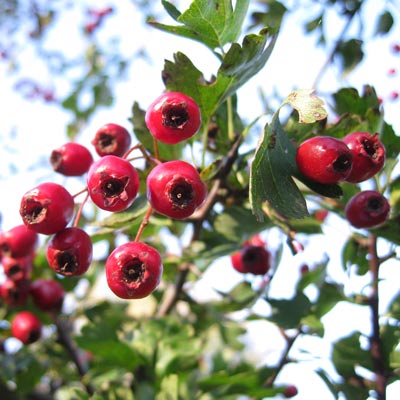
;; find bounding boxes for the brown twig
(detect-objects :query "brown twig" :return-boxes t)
[367,234,388,400]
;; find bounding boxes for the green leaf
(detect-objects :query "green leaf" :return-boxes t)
[148,0,250,50]
[163,29,278,123]
[341,235,369,274]
[375,11,394,35]
[215,281,259,312]
[314,282,346,317]
[332,332,373,377]
[387,292,400,320]
[250,110,308,221]
[156,374,179,400]
[283,89,327,124]
[267,292,312,329]
[381,121,400,160]
[370,216,400,245]
[335,38,364,75]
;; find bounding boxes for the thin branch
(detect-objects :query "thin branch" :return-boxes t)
[368,234,388,400]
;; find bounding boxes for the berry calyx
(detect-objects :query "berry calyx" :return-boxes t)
[19,182,75,235]
[30,279,65,312]
[146,160,207,219]
[1,278,30,306]
[91,123,132,157]
[296,136,353,184]
[2,255,33,282]
[145,92,201,144]
[231,245,271,275]
[342,132,386,183]
[50,142,94,176]
[87,155,140,212]
[0,224,38,259]
[46,227,93,276]
[11,311,42,345]
[345,190,390,228]
[105,241,163,299]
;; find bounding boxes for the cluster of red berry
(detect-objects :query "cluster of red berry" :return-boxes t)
[0,91,206,344]
[84,6,114,35]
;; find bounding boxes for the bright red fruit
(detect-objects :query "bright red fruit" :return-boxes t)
[283,385,298,398]
[231,245,271,275]
[342,132,385,183]
[87,155,140,212]
[105,241,163,299]
[0,224,38,259]
[91,123,132,157]
[50,142,93,176]
[146,160,207,219]
[11,311,42,345]
[296,136,353,184]
[2,255,33,281]
[1,278,30,306]
[46,227,93,276]
[19,182,75,235]
[30,279,65,312]
[145,92,201,144]
[345,190,390,228]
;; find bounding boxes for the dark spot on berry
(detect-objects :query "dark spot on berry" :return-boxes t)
[7,264,22,278]
[170,180,194,209]
[123,258,144,283]
[162,102,189,129]
[23,200,47,224]
[97,133,116,152]
[50,150,63,172]
[332,153,352,174]
[362,138,378,159]
[27,329,41,344]
[101,177,129,198]
[56,251,78,275]
[242,246,261,265]
[366,196,385,213]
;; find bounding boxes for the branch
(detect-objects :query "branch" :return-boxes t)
[368,234,388,400]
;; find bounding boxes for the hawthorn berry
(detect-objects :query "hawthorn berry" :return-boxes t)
[342,132,386,183]
[145,91,201,144]
[46,227,93,276]
[345,190,390,229]
[0,278,30,306]
[296,136,353,184]
[11,311,42,345]
[87,155,140,212]
[19,182,75,235]
[2,255,33,282]
[50,142,93,176]
[0,224,38,259]
[146,160,207,219]
[283,385,298,398]
[30,279,65,312]
[91,123,131,157]
[231,245,271,275]
[105,241,163,299]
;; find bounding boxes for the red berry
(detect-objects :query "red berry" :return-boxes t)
[30,279,65,312]
[87,155,140,212]
[46,227,93,276]
[2,255,33,281]
[345,190,390,228]
[11,311,42,345]
[91,123,132,157]
[231,245,271,275]
[283,385,298,398]
[243,234,266,247]
[105,241,163,299]
[389,91,399,101]
[296,136,353,184]
[50,142,93,176]
[314,209,329,222]
[19,182,75,235]
[0,224,38,259]
[146,160,207,219]
[1,278,30,306]
[342,132,386,183]
[300,264,309,275]
[392,43,400,53]
[145,92,201,144]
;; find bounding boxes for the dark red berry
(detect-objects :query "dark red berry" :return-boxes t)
[345,190,390,228]
[46,227,93,276]
[145,92,201,144]
[30,279,65,312]
[146,160,207,219]
[231,245,271,275]
[342,132,386,183]
[105,241,163,299]
[283,385,298,398]
[1,278,30,306]
[91,123,132,157]
[87,155,140,212]
[19,182,75,235]
[296,136,353,184]
[11,311,42,345]
[2,255,33,282]
[300,264,310,275]
[0,224,38,259]
[50,142,93,176]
